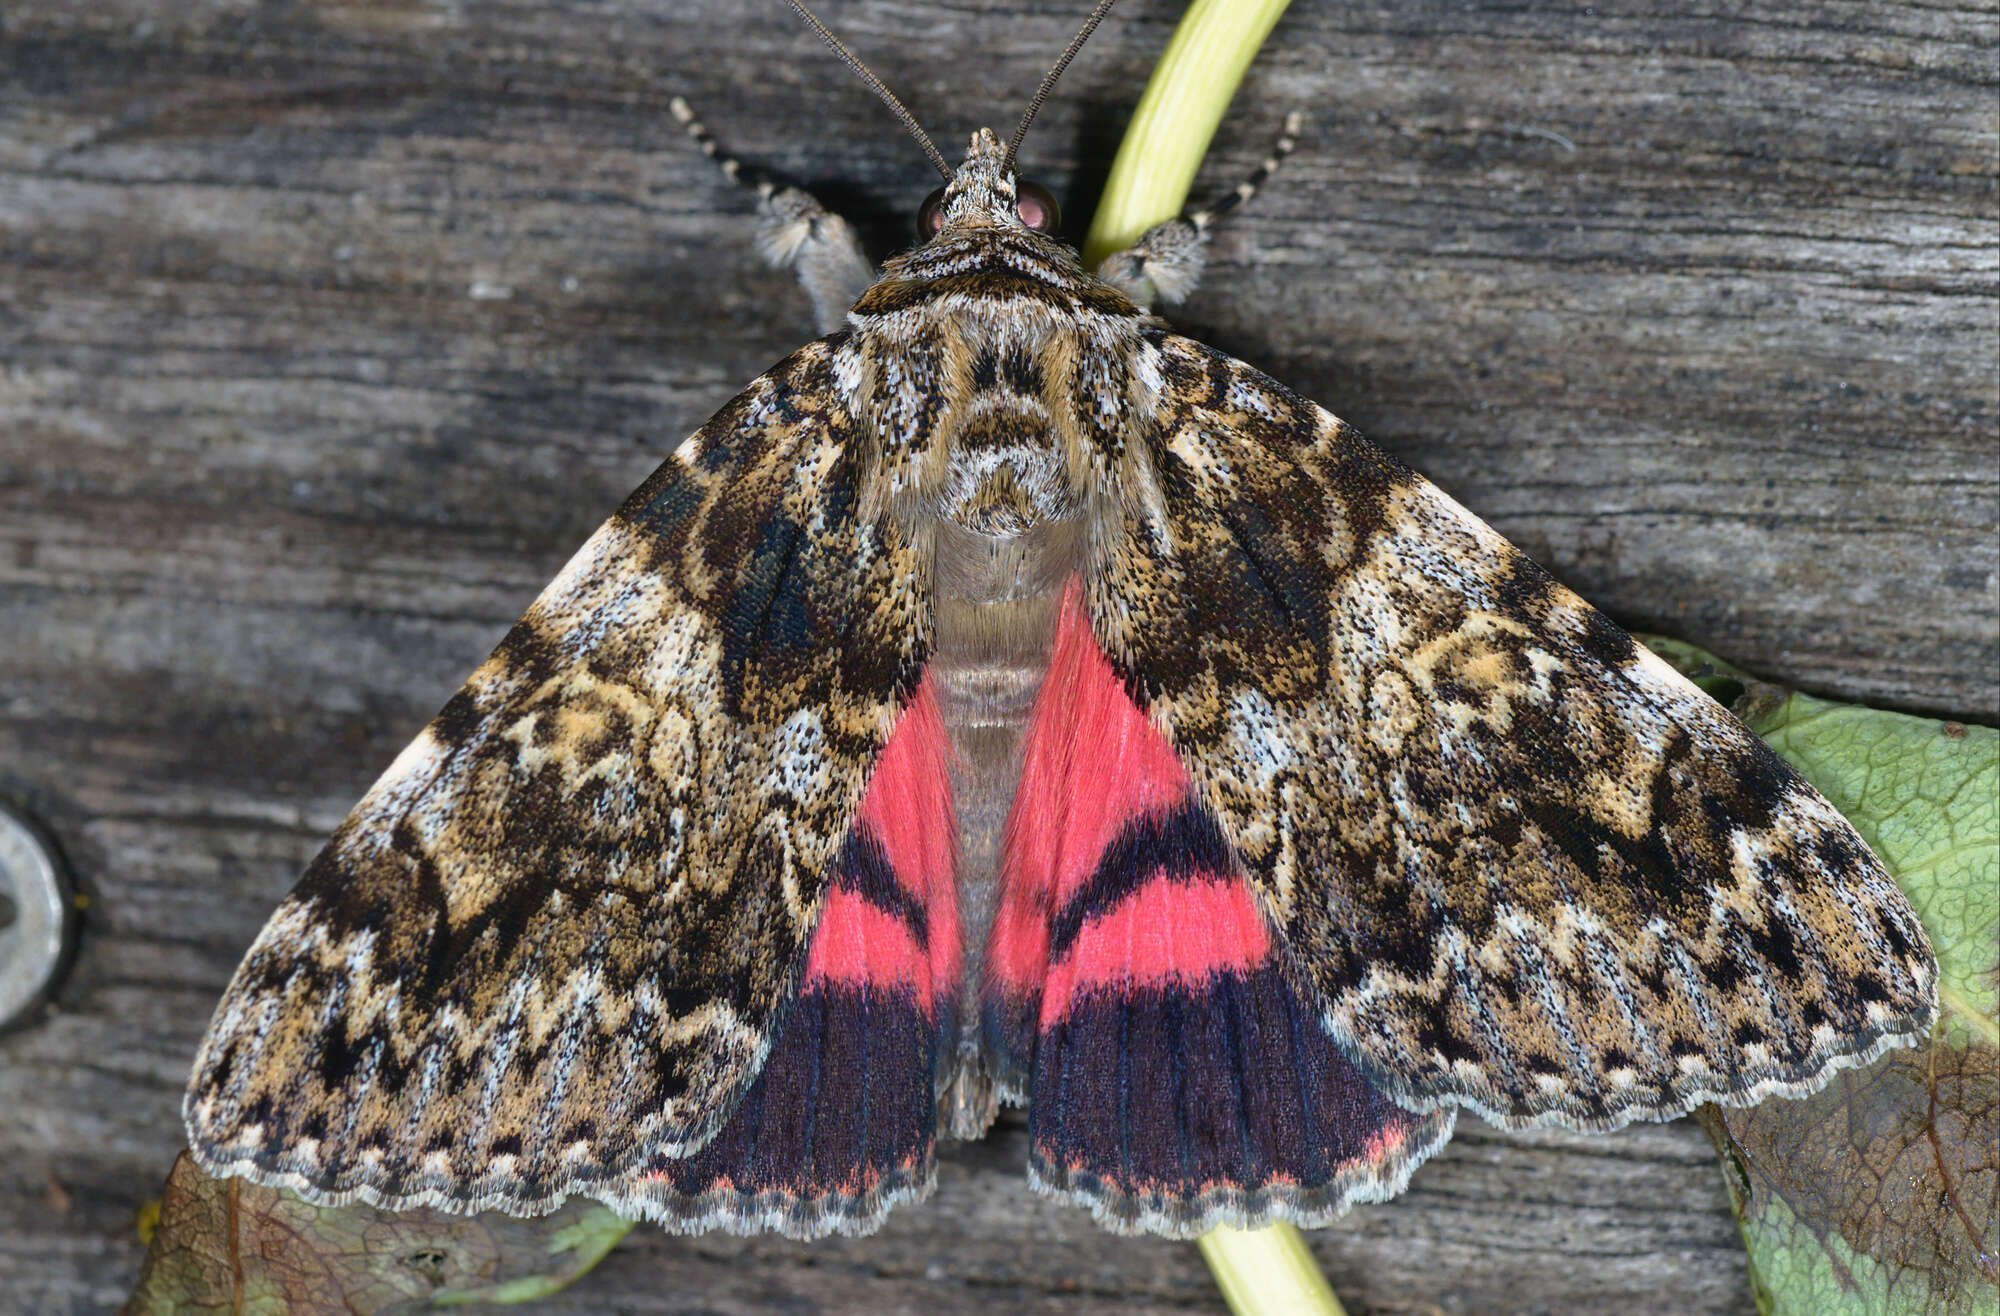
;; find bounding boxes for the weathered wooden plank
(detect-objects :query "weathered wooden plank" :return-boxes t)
[1,0,1992,1311]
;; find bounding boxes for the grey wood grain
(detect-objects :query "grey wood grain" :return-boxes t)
[1,0,1993,1311]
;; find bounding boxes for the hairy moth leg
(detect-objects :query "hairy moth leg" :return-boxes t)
[671,96,877,334]
[1094,111,1303,310]
[985,581,1452,1237]
[608,676,959,1238]
[1085,334,1937,1132]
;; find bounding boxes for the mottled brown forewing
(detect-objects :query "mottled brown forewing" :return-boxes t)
[1086,334,1937,1130]
[184,336,930,1216]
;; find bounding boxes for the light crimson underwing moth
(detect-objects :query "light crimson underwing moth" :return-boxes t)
[183,0,1938,1239]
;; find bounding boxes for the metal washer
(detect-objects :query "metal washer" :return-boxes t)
[0,802,74,1029]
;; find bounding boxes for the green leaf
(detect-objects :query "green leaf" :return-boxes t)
[1745,692,1997,1051]
[1647,639,2000,1316]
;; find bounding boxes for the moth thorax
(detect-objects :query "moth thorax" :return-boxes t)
[933,404,1079,537]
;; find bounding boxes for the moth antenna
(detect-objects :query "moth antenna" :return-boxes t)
[1004,0,1119,176]
[785,0,953,181]
[670,96,775,197]
[1187,111,1305,234]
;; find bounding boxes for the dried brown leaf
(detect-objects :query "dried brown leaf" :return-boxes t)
[122,1151,631,1314]
[1701,1043,1998,1314]
[1645,643,2000,1316]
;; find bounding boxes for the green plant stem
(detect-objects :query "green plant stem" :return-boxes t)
[1197,1223,1346,1316]
[1087,7,1338,1315]
[1080,0,1293,268]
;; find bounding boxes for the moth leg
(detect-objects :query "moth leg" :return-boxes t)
[1095,111,1303,310]
[670,96,876,335]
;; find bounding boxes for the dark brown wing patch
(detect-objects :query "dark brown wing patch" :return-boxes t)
[185,336,933,1215]
[1085,333,1937,1130]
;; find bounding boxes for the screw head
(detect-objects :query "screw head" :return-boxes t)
[0,803,74,1029]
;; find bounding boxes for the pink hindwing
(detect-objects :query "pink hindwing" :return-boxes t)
[619,675,957,1237]
[987,582,1453,1235]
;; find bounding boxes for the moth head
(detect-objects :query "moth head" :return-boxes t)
[782,0,1106,243]
[916,131,1062,239]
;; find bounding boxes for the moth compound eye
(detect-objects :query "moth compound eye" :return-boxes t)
[1015,180,1060,234]
[917,186,948,238]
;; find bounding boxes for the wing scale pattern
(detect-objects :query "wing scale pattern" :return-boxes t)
[186,337,934,1215]
[1083,334,1936,1130]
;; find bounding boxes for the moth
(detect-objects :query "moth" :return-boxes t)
[185,0,1938,1240]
